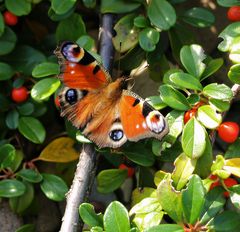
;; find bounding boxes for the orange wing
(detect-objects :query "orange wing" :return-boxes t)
[119,91,169,141]
[55,41,111,90]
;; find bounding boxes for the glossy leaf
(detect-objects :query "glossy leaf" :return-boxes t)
[97,169,127,193]
[159,85,190,111]
[6,109,19,129]
[5,0,31,16]
[203,83,233,101]
[169,72,203,90]
[197,105,222,129]
[172,153,197,190]
[31,78,61,101]
[200,187,225,224]
[10,150,23,172]
[112,14,139,53]
[17,102,34,116]
[0,143,16,170]
[224,158,240,177]
[212,211,240,232]
[225,139,240,159]
[0,27,17,55]
[180,44,206,78]
[147,96,167,110]
[32,62,59,78]
[157,174,183,222]
[56,13,86,42]
[182,117,206,159]
[39,137,79,162]
[0,62,14,80]
[147,0,176,30]
[18,117,46,144]
[40,173,68,201]
[0,179,26,197]
[131,188,156,206]
[101,0,140,14]
[182,7,215,28]
[48,6,75,21]
[209,99,230,112]
[228,64,240,84]
[182,175,205,224]
[76,35,95,50]
[134,15,149,28]
[0,13,4,37]
[144,224,184,232]
[139,27,160,52]
[52,0,76,15]
[9,181,34,213]
[17,169,43,183]
[79,203,103,227]
[82,0,96,8]
[217,0,240,7]
[201,58,223,81]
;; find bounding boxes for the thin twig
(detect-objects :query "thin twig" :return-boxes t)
[59,13,115,232]
[210,83,240,144]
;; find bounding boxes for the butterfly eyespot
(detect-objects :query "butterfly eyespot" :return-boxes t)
[146,111,165,134]
[65,89,78,105]
[109,129,124,141]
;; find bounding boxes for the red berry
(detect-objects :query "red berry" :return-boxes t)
[217,121,239,143]
[223,178,238,197]
[184,109,196,124]
[118,163,135,178]
[3,11,18,26]
[227,6,240,22]
[11,86,28,103]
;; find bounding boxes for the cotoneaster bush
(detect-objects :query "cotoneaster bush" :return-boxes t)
[0,0,239,231]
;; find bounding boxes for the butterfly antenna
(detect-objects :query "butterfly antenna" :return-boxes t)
[129,61,149,80]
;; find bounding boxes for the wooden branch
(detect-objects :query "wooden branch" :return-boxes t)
[211,83,240,144]
[59,13,115,232]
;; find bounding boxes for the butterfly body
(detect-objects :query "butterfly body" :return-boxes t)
[55,42,169,148]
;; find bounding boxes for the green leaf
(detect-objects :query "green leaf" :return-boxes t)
[182,175,205,224]
[0,27,17,55]
[9,181,34,213]
[147,0,176,30]
[56,13,86,42]
[197,105,222,129]
[228,64,240,84]
[139,27,160,52]
[52,0,76,15]
[17,169,43,183]
[79,203,103,227]
[15,224,35,232]
[103,201,130,232]
[48,7,75,21]
[31,78,60,101]
[201,58,223,81]
[200,187,225,224]
[124,144,155,167]
[0,143,16,170]
[144,224,184,232]
[134,15,149,28]
[0,13,4,37]
[203,83,233,101]
[147,96,167,110]
[5,0,31,16]
[182,7,215,28]
[17,102,35,116]
[218,22,240,52]
[194,135,213,178]
[40,173,68,201]
[97,169,127,193]
[5,109,19,129]
[217,0,240,7]
[0,62,14,80]
[169,72,203,90]
[172,153,197,191]
[225,138,240,159]
[180,44,206,78]
[159,85,190,111]
[18,117,46,144]
[129,197,161,215]
[10,150,23,173]
[212,211,240,232]
[157,174,183,222]
[76,35,95,50]
[112,14,139,53]
[100,0,140,14]
[0,179,26,197]
[5,45,46,75]
[32,62,59,78]
[209,99,230,112]
[83,0,96,8]
[182,117,206,159]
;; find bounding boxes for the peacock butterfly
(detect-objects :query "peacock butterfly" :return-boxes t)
[55,41,169,148]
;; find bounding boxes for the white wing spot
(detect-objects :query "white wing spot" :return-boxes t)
[136,124,140,129]
[146,111,164,133]
[142,122,147,129]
